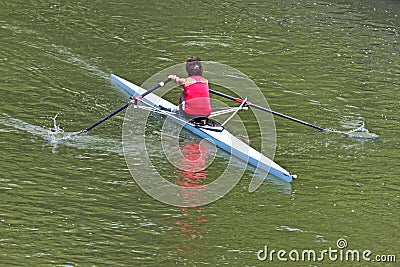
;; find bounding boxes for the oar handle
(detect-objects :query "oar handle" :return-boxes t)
[78,78,171,135]
[209,88,326,132]
[141,78,171,98]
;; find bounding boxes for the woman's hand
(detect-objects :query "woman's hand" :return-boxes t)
[168,75,184,85]
[168,75,177,81]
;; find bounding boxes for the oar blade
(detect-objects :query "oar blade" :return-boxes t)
[45,77,171,143]
[347,131,379,141]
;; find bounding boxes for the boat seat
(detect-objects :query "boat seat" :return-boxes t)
[189,117,224,132]
[189,117,209,125]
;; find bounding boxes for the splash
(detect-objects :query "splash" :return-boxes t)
[45,114,76,143]
[47,114,63,134]
[326,122,379,140]
[42,114,122,154]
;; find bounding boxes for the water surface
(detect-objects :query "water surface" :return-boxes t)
[1,0,399,266]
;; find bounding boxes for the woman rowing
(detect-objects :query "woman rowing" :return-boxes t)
[168,57,212,121]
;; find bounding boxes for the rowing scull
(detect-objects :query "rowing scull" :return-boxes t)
[111,74,294,183]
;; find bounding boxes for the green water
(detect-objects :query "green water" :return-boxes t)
[1,0,399,266]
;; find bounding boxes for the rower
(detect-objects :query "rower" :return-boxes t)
[168,57,212,121]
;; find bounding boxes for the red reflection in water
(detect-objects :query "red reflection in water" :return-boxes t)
[176,139,209,187]
[174,139,210,261]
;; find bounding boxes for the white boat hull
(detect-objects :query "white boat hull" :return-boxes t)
[111,74,293,183]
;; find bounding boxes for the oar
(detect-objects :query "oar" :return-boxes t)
[77,78,171,135]
[47,78,171,142]
[208,88,379,140]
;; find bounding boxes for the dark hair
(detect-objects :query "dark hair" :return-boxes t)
[185,57,203,76]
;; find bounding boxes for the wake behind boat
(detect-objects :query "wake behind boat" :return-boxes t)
[111,74,294,183]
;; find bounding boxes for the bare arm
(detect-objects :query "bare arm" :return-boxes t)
[168,75,185,85]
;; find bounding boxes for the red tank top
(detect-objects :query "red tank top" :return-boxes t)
[182,76,212,116]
